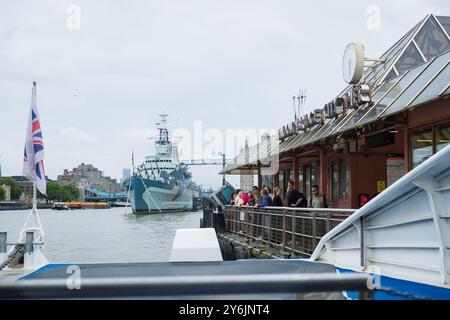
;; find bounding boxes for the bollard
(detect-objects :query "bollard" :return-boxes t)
[25,231,34,254]
[0,232,6,254]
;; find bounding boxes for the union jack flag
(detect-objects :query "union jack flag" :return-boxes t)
[23,82,46,195]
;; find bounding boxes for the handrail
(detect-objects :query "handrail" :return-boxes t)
[0,273,372,299]
[222,205,352,256]
[225,205,356,214]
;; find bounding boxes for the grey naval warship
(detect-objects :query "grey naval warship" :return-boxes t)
[123,115,200,213]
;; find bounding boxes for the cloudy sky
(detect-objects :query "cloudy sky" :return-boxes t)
[0,0,448,189]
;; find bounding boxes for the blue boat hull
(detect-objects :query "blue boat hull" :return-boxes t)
[337,267,450,300]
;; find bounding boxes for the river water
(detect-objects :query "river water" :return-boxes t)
[0,208,202,263]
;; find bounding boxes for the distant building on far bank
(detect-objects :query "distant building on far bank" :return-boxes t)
[57,163,124,198]
[10,176,34,204]
[121,168,131,183]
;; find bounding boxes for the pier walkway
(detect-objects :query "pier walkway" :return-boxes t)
[220,206,356,258]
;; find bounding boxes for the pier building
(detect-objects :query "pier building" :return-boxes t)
[221,14,450,209]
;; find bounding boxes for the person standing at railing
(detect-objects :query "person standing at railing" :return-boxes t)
[241,192,250,206]
[265,186,273,199]
[272,186,283,207]
[252,186,261,206]
[308,185,328,208]
[286,180,307,208]
[259,189,272,208]
[248,191,256,206]
[230,192,236,205]
[234,190,244,206]
[258,188,273,242]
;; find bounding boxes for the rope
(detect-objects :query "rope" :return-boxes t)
[0,245,25,271]
[376,287,430,300]
[124,176,132,215]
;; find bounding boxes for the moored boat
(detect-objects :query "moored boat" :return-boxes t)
[123,115,200,214]
[51,202,69,211]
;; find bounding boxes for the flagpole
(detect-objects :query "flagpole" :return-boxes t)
[32,182,37,213]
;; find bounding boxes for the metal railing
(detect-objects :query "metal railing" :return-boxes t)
[224,206,356,257]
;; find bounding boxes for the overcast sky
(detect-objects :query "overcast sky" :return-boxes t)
[0,0,448,190]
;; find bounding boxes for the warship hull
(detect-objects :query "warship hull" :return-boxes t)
[126,176,198,213]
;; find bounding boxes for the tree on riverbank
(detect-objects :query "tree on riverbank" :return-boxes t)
[0,177,22,200]
[39,182,80,202]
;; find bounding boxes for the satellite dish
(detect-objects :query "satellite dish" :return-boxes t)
[342,43,365,84]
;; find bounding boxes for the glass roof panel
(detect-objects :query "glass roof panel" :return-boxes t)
[280,134,299,152]
[354,74,405,126]
[319,115,350,140]
[281,133,300,152]
[383,52,449,117]
[395,43,426,75]
[292,129,315,149]
[328,109,358,135]
[296,127,321,148]
[335,75,399,132]
[436,16,450,36]
[300,126,324,145]
[305,119,334,145]
[364,20,423,86]
[357,63,429,127]
[315,117,339,140]
[375,62,430,115]
[278,138,290,153]
[384,69,398,82]
[338,105,373,133]
[415,17,450,60]
[409,59,450,108]
[444,86,450,96]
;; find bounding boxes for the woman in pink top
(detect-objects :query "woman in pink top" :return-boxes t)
[241,192,250,206]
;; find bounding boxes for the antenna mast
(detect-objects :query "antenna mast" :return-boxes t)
[292,96,297,121]
[297,89,307,118]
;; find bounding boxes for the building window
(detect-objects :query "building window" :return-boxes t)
[331,159,349,203]
[298,169,304,195]
[262,175,273,189]
[436,122,450,153]
[311,162,319,187]
[289,170,294,184]
[331,161,339,203]
[339,159,349,199]
[411,127,433,169]
[278,172,284,196]
[299,163,320,199]
[305,166,311,200]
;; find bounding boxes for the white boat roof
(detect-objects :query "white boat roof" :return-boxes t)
[311,144,450,288]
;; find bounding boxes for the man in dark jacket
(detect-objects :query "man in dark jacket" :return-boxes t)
[285,180,307,208]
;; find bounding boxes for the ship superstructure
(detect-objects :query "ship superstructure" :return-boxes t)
[124,115,200,213]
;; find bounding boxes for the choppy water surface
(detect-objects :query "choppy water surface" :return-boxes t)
[0,208,202,263]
